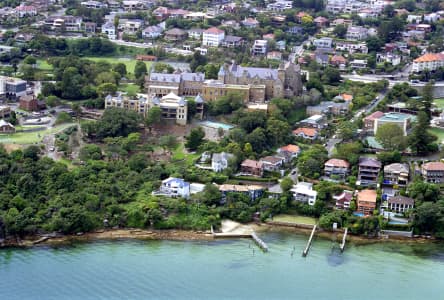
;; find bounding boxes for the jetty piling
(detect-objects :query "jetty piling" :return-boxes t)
[302,225,317,257]
[251,232,268,252]
[340,228,348,252]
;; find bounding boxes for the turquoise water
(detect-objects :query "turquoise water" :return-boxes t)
[1,232,444,300]
[200,120,235,130]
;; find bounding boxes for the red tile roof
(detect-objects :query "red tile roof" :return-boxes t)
[422,161,444,171]
[325,158,350,168]
[279,144,300,153]
[293,127,318,137]
[413,53,444,63]
[241,159,263,169]
[364,111,384,121]
[204,27,224,34]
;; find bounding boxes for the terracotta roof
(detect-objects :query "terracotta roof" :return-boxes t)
[331,55,347,64]
[364,111,384,121]
[422,161,444,171]
[341,93,353,101]
[241,159,263,169]
[314,16,328,22]
[413,53,444,63]
[279,144,300,153]
[325,158,350,168]
[204,27,224,34]
[388,195,414,206]
[357,189,377,203]
[260,156,283,165]
[293,127,318,137]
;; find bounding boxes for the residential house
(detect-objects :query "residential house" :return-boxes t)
[295,12,309,23]
[357,189,377,216]
[313,37,333,49]
[424,13,440,23]
[358,157,381,186]
[292,127,319,140]
[80,1,107,9]
[421,162,444,183]
[376,53,401,66]
[142,25,163,39]
[222,35,243,48]
[101,22,116,39]
[252,40,268,56]
[267,51,282,61]
[119,19,144,34]
[187,28,204,39]
[240,159,264,177]
[334,190,354,210]
[331,18,353,27]
[298,114,327,129]
[335,41,368,54]
[291,182,317,206]
[287,26,303,35]
[314,16,329,28]
[218,184,264,202]
[330,55,347,68]
[168,9,189,19]
[260,156,285,172]
[383,163,410,187]
[350,59,368,69]
[334,93,353,102]
[0,119,15,133]
[324,158,350,179]
[0,106,11,118]
[202,27,225,47]
[15,5,37,18]
[346,26,368,41]
[83,22,97,34]
[14,33,34,44]
[122,0,145,11]
[364,111,384,132]
[277,144,300,163]
[263,33,275,40]
[211,152,234,172]
[153,6,169,20]
[387,195,414,213]
[154,177,190,198]
[407,15,422,23]
[164,28,188,41]
[267,0,293,11]
[411,53,444,73]
[241,17,259,28]
[306,101,350,116]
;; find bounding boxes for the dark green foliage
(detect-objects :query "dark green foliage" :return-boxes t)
[82,108,142,140]
[185,127,205,151]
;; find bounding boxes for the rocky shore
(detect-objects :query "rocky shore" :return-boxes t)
[0,222,437,249]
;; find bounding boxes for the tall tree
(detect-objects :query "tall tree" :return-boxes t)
[408,111,437,154]
[375,123,407,151]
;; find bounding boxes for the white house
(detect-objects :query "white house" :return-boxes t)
[101,22,116,40]
[252,39,268,56]
[15,5,37,18]
[291,182,317,206]
[313,37,333,49]
[142,25,163,39]
[202,27,225,47]
[346,26,368,40]
[211,152,234,172]
[411,53,444,73]
[154,177,190,198]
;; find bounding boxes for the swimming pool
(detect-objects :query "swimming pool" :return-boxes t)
[200,120,235,130]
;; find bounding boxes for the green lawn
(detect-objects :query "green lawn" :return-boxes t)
[84,57,152,75]
[171,143,199,165]
[433,99,444,109]
[36,59,53,71]
[429,127,444,143]
[270,214,317,225]
[0,123,76,144]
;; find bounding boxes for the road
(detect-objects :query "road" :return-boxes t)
[342,74,444,89]
[325,89,388,157]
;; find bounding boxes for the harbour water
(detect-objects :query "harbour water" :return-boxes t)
[1,231,444,300]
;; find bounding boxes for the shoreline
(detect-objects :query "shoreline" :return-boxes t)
[0,224,438,249]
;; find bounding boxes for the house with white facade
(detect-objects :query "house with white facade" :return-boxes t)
[142,25,163,39]
[101,22,116,39]
[153,177,190,198]
[252,39,268,56]
[202,27,225,47]
[211,152,234,172]
[411,53,444,73]
[346,26,368,40]
[291,182,317,206]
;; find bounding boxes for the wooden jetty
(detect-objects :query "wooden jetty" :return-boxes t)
[302,225,317,257]
[340,228,348,252]
[251,231,268,252]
